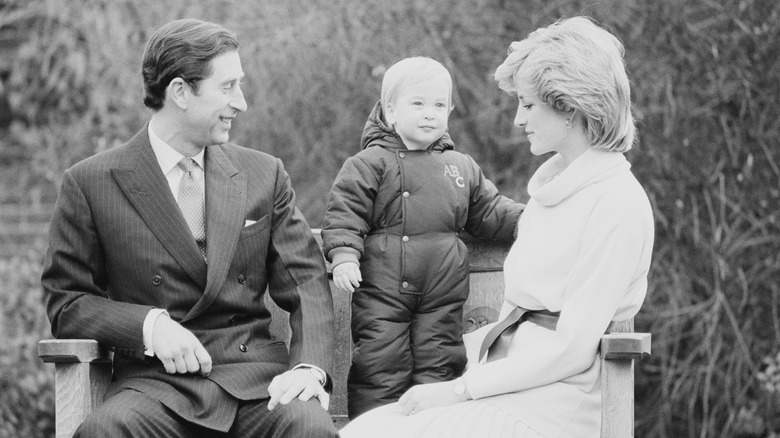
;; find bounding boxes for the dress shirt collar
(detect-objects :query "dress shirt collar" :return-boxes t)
[148,124,206,174]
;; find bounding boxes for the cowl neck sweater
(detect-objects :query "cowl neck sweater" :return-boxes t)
[528,148,631,207]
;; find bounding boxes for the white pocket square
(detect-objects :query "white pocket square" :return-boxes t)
[244,220,257,227]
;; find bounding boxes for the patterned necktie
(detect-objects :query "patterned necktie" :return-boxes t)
[177,158,206,259]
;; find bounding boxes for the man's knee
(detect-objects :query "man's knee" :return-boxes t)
[268,399,338,437]
[75,390,187,438]
[74,411,113,438]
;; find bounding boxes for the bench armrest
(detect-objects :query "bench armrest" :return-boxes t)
[38,339,113,364]
[600,332,651,361]
[38,339,113,438]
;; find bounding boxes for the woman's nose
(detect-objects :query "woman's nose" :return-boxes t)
[514,110,526,128]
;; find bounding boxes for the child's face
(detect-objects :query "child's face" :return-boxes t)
[386,75,451,150]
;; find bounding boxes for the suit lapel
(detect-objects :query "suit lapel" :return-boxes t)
[111,126,208,289]
[182,144,246,322]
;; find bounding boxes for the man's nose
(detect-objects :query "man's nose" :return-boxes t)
[231,88,248,113]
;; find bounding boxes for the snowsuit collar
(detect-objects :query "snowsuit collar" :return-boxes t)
[360,101,455,152]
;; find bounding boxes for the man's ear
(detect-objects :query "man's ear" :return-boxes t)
[167,78,188,110]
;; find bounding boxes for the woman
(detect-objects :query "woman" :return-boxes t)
[339,16,654,438]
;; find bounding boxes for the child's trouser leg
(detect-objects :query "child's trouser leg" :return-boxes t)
[348,285,417,419]
[409,297,468,385]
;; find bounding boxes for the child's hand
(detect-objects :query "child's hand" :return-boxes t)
[333,262,362,293]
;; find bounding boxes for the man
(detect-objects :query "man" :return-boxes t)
[41,18,338,437]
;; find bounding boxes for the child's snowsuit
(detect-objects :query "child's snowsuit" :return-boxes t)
[322,102,523,418]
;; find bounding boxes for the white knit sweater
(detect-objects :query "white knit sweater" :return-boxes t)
[465,147,655,400]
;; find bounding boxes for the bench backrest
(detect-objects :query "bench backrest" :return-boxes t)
[265,231,538,422]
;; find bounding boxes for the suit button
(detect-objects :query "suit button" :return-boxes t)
[402,281,409,288]
[239,343,248,352]
[238,274,246,284]
[403,191,410,198]
[152,275,162,286]
[399,152,406,158]
[402,236,409,242]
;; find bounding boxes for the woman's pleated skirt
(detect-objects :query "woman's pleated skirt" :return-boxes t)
[340,398,545,438]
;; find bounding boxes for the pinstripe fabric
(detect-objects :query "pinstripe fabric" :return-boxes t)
[229,398,338,437]
[42,124,336,436]
[76,389,337,438]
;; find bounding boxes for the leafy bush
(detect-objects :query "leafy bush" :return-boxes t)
[1,0,779,437]
[0,240,54,438]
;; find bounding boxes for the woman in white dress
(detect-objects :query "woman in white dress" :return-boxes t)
[340,16,654,438]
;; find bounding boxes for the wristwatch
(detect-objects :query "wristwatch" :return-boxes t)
[453,378,472,402]
[305,367,327,386]
[293,364,327,386]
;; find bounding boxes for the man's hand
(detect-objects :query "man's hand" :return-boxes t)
[332,262,362,293]
[268,368,329,411]
[152,314,212,377]
[398,381,460,416]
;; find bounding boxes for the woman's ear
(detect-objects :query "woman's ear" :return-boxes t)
[167,78,188,110]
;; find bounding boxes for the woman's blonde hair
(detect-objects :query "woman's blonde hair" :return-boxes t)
[381,56,453,120]
[495,16,636,152]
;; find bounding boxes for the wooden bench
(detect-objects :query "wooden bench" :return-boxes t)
[39,231,650,437]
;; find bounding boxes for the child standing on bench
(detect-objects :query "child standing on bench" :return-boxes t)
[322,56,524,419]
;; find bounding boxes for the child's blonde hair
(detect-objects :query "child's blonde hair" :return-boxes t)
[380,56,453,121]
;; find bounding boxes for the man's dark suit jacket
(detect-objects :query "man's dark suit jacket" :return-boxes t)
[42,125,335,431]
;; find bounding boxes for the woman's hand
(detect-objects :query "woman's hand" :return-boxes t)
[332,262,362,292]
[399,381,460,415]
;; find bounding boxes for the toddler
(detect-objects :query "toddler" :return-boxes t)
[322,56,524,419]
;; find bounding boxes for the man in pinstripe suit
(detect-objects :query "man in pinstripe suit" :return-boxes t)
[41,19,338,437]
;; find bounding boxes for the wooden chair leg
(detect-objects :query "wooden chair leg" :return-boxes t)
[39,339,112,438]
[600,331,651,438]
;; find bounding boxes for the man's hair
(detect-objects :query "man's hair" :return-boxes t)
[142,18,239,111]
[380,56,453,121]
[494,16,636,152]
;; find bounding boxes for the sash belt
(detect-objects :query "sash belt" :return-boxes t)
[478,306,560,363]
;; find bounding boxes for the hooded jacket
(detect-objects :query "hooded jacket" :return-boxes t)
[322,101,522,295]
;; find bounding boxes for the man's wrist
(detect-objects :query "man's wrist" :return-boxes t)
[292,364,327,386]
[143,308,169,357]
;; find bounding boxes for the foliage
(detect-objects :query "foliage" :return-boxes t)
[1,0,779,436]
[626,1,780,436]
[0,241,54,438]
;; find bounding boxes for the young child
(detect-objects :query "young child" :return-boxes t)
[322,57,524,419]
